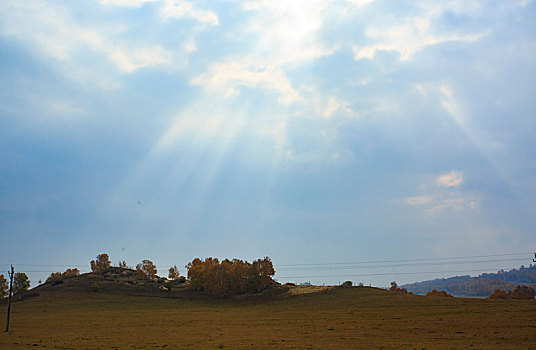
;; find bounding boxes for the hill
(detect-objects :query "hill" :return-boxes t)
[402,264,536,297]
[1,273,535,349]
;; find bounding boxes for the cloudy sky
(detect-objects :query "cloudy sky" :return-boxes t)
[1,0,535,287]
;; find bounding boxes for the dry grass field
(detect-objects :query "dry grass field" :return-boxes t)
[1,284,535,349]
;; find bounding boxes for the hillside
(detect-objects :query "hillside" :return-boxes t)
[1,276,535,349]
[402,264,536,297]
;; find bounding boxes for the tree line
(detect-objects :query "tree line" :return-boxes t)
[187,257,275,297]
[44,253,276,297]
[488,285,535,299]
[402,264,536,296]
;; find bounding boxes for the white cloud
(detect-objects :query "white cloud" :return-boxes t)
[242,0,337,64]
[345,0,375,8]
[190,60,302,105]
[98,0,157,7]
[437,170,464,188]
[160,0,218,26]
[309,91,355,119]
[405,170,478,215]
[425,198,477,215]
[406,196,433,205]
[0,1,170,76]
[353,4,488,61]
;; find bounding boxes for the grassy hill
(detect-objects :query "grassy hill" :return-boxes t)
[0,268,535,349]
[402,264,536,297]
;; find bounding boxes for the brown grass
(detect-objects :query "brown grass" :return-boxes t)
[0,285,535,349]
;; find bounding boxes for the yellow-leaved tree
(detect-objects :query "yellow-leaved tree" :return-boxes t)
[136,260,157,278]
[90,253,111,272]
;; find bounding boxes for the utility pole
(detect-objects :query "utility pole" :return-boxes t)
[5,265,13,332]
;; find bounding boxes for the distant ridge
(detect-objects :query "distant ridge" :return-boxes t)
[402,264,536,297]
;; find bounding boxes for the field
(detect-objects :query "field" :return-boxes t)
[1,285,535,349]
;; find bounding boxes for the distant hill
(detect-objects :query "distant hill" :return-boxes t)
[402,264,536,297]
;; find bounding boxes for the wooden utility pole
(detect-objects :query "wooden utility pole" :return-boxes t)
[5,265,13,332]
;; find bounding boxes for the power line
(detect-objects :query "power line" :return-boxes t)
[275,252,531,267]
[276,258,528,271]
[275,268,517,279]
[1,252,531,269]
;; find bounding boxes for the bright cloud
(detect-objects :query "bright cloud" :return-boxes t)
[406,196,433,205]
[353,4,488,61]
[437,171,464,188]
[405,171,477,215]
[0,1,170,75]
[190,60,302,104]
[160,0,218,26]
[345,0,376,8]
[242,0,337,64]
[98,0,157,7]
[425,198,478,215]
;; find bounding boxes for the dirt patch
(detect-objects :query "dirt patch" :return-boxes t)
[287,285,333,295]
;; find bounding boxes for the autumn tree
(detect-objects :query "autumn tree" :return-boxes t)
[90,253,111,272]
[136,259,157,278]
[13,273,30,295]
[47,268,80,282]
[488,289,508,299]
[46,272,62,282]
[389,281,407,293]
[509,285,535,299]
[186,257,276,297]
[64,268,80,277]
[426,289,453,297]
[168,265,180,280]
[187,258,207,291]
[0,274,7,298]
[251,257,275,292]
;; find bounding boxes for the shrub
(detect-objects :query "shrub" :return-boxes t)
[488,286,535,299]
[63,268,80,277]
[509,285,535,299]
[426,289,453,297]
[341,281,353,287]
[285,282,296,286]
[46,272,63,282]
[47,268,80,282]
[389,281,407,293]
[488,289,509,299]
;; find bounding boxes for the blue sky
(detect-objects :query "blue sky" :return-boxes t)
[1,0,535,287]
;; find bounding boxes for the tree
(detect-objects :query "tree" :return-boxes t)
[90,253,111,272]
[389,281,407,293]
[119,261,128,268]
[168,265,180,280]
[136,259,157,278]
[13,273,30,295]
[509,285,535,299]
[63,268,80,277]
[46,272,62,282]
[47,268,80,282]
[186,256,277,296]
[0,274,7,299]
[488,289,508,299]
[426,289,453,297]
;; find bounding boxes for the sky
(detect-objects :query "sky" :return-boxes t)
[0,0,535,288]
